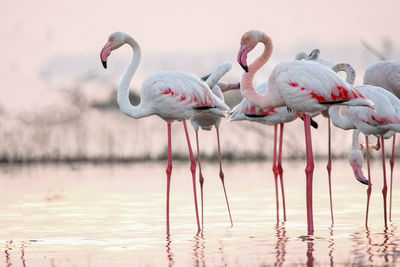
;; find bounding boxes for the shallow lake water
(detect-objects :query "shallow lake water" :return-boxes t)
[0,159,400,266]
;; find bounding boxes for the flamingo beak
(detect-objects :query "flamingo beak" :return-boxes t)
[100,41,112,69]
[352,163,369,185]
[237,44,249,72]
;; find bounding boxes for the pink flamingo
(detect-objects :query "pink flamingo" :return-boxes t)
[100,32,230,234]
[190,62,237,228]
[236,30,374,235]
[299,49,357,225]
[225,50,321,222]
[364,61,400,221]
[330,85,400,227]
[229,80,319,222]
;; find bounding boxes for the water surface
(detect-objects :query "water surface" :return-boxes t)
[0,160,399,266]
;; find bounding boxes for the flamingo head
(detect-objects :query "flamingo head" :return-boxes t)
[307,49,320,60]
[348,149,369,185]
[237,30,263,72]
[100,32,127,69]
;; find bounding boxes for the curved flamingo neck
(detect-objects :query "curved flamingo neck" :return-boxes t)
[241,34,280,109]
[332,63,356,85]
[329,106,354,130]
[117,36,149,119]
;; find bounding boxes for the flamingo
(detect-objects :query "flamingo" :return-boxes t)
[298,49,356,225]
[364,61,400,221]
[226,49,322,222]
[330,85,400,227]
[100,32,230,234]
[190,62,237,228]
[229,79,319,222]
[236,30,374,235]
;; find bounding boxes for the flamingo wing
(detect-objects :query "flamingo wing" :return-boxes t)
[142,71,229,119]
[271,61,366,113]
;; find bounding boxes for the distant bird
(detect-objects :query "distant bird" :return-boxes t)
[100,32,230,234]
[190,62,236,228]
[364,61,400,221]
[330,85,400,227]
[237,29,373,235]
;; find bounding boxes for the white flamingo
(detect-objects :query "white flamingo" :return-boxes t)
[190,62,237,228]
[364,61,400,221]
[100,32,230,234]
[330,85,400,227]
[226,49,322,222]
[297,48,356,225]
[236,30,374,235]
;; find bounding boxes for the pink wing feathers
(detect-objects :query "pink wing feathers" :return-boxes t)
[270,61,371,113]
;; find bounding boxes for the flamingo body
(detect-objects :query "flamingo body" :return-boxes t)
[139,71,229,122]
[331,85,400,135]
[230,81,297,125]
[364,61,400,98]
[268,60,370,113]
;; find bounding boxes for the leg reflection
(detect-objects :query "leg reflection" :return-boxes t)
[306,239,314,267]
[274,222,288,267]
[165,234,175,267]
[193,232,205,267]
[328,225,335,267]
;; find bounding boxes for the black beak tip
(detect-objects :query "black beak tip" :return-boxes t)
[102,60,107,69]
[243,65,249,73]
[360,179,369,185]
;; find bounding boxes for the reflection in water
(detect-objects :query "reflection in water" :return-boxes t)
[351,223,399,265]
[21,242,26,267]
[5,240,12,267]
[328,225,335,267]
[193,233,205,267]
[166,234,175,267]
[274,222,288,267]
[306,239,314,267]
[1,162,400,266]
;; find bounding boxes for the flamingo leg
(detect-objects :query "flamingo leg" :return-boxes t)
[389,134,396,221]
[365,135,372,228]
[327,116,334,224]
[277,123,287,221]
[303,114,314,235]
[381,136,388,228]
[195,130,205,229]
[272,125,280,222]
[216,127,233,227]
[183,120,201,232]
[166,123,172,235]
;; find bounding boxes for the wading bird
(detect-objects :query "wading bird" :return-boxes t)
[190,62,237,228]
[100,32,230,234]
[237,30,373,235]
[364,61,400,221]
[330,85,400,227]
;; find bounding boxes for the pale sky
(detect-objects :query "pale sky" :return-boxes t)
[1,0,399,111]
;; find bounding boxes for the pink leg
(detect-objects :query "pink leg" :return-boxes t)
[277,123,287,221]
[365,135,372,228]
[303,114,314,235]
[327,116,334,224]
[389,134,396,221]
[272,125,280,222]
[183,120,201,232]
[216,128,233,227]
[166,123,172,235]
[195,130,205,229]
[381,136,388,228]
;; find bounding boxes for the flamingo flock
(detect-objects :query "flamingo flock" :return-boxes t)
[100,30,400,236]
